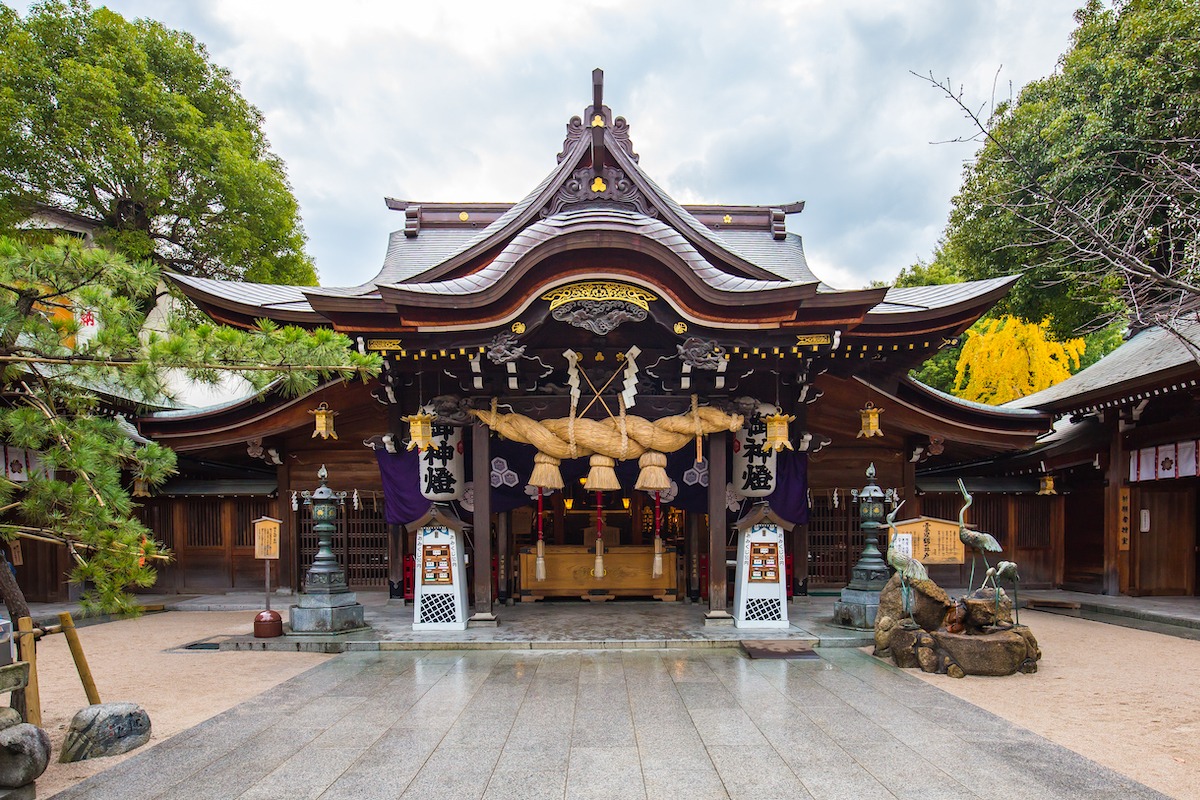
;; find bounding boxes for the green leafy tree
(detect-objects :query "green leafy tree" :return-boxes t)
[0,236,379,617]
[0,0,317,284]
[922,0,1200,339]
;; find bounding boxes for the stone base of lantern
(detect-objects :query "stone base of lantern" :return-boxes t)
[289,591,367,634]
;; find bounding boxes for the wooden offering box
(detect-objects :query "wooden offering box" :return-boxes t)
[518,544,678,601]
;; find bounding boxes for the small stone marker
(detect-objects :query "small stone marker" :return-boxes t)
[0,724,50,788]
[59,702,151,763]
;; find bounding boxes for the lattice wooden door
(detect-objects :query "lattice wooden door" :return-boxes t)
[297,504,389,588]
[806,490,865,588]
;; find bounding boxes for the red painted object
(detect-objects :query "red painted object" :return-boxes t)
[786,553,794,599]
[404,555,415,601]
[253,609,283,638]
[699,553,708,601]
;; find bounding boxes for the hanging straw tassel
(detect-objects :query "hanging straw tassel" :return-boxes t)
[635,451,670,492]
[584,454,620,491]
[531,452,564,490]
[652,490,663,578]
[535,487,547,581]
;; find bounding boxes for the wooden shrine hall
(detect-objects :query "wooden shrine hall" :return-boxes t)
[136,70,1051,623]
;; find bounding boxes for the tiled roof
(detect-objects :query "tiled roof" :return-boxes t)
[169,274,317,313]
[867,276,1019,315]
[1007,319,1200,410]
[380,208,811,297]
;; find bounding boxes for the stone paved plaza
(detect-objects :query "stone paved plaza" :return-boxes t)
[50,647,1165,800]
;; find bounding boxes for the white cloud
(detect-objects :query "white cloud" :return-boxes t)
[13,0,1081,287]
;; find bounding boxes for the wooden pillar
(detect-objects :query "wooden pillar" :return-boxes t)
[387,523,404,599]
[902,448,921,518]
[1104,422,1124,595]
[497,511,510,604]
[687,513,700,601]
[470,422,496,620]
[707,431,729,615]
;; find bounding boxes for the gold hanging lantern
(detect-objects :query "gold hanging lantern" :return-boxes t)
[405,410,434,451]
[1037,474,1057,495]
[310,402,339,440]
[762,412,797,452]
[857,401,884,439]
[132,477,151,498]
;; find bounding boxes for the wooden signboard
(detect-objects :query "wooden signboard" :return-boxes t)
[747,542,780,583]
[422,545,453,586]
[253,517,282,560]
[888,516,965,565]
[1119,488,1131,551]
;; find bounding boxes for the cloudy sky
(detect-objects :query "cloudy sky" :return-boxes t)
[15,1,1083,288]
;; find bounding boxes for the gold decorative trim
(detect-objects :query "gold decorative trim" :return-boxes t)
[794,333,832,346]
[673,321,688,334]
[511,322,526,334]
[367,338,403,351]
[541,282,657,312]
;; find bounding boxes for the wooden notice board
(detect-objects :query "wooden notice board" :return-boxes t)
[422,545,454,585]
[747,542,780,583]
[888,516,965,565]
[253,517,282,560]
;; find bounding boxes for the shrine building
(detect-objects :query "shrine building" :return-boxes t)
[131,71,1054,622]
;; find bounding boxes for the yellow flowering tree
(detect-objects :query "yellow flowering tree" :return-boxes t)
[953,316,1084,405]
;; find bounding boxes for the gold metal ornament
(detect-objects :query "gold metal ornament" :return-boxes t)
[857,401,883,439]
[542,282,657,312]
[405,411,434,451]
[763,412,797,452]
[310,402,339,440]
[1037,475,1057,495]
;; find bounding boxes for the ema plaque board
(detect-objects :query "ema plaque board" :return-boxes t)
[888,517,964,565]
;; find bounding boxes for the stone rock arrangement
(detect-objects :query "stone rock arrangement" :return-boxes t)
[0,716,50,791]
[874,574,1041,678]
[60,702,152,763]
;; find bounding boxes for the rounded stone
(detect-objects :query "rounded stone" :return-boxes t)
[0,723,50,787]
[59,702,151,763]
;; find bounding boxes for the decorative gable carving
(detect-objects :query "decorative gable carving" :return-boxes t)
[541,165,657,219]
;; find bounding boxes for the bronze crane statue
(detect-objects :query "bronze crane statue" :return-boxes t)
[885,501,927,624]
[957,478,1002,593]
[990,560,1020,626]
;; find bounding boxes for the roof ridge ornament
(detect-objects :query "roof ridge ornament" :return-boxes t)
[557,68,638,165]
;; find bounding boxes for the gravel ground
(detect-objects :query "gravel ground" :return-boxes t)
[25,607,1200,799]
[904,609,1200,800]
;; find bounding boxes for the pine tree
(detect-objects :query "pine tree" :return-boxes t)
[0,236,379,616]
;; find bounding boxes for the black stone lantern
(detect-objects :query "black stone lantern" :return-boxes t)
[290,465,366,634]
[848,463,890,591]
[832,462,892,629]
[301,465,349,595]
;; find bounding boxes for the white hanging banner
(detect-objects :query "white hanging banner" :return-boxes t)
[732,402,778,498]
[1157,443,1178,479]
[418,415,464,501]
[1129,439,1200,482]
[1179,440,1198,477]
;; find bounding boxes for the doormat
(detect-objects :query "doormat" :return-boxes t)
[740,640,821,660]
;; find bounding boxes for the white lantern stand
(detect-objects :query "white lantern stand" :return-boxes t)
[411,506,470,631]
[732,504,792,629]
